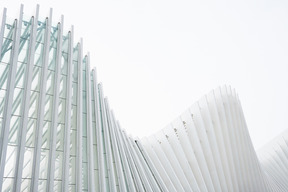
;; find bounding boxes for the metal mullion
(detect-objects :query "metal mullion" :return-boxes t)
[76,39,83,192]
[105,102,126,192]
[91,69,106,191]
[14,5,39,192]
[30,9,52,192]
[61,27,73,192]
[47,16,63,192]
[98,83,117,191]
[0,5,23,190]
[85,53,95,191]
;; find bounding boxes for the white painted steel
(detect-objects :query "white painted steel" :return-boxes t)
[14,5,39,192]
[0,6,288,192]
[62,26,73,192]
[30,9,52,192]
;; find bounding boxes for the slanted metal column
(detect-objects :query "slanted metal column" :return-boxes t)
[118,125,145,192]
[92,69,106,191]
[62,27,73,192]
[85,53,95,191]
[13,5,39,192]
[135,139,169,192]
[30,9,52,192]
[0,5,23,190]
[98,84,117,191]
[104,101,127,192]
[114,121,137,191]
[47,16,63,192]
[76,39,83,192]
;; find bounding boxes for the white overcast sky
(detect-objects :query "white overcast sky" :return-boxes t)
[1,0,288,149]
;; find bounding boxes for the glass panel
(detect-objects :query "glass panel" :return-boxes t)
[38,179,46,192]
[58,99,66,124]
[8,115,20,145]
[0,62,9,90]
[15,63,26,88]
[54,151,63,180]
[72,83,77,105]
[44,95,53,121]
[56,124,64,151]
[4,145,17,177]
[21,19,31,37]
[3,22,14,39]
[34,41,43,67]
[48,48,57,71]
[61,53,68,75]
[82,71,86,91]
[53,181,62,192]
[12,88,23,116]
[82,114,87,137]
[41,121,51,149]
[68,185,76,192]
[26,118,36,147]
[59,76,67,99]
[1,47,12,64]
[82,91,87,113]
[21,178,31,192]
[28,91,39,118]
[36,22,46,44]
[31,66,41,91]
[72,60,78,82]
[70,130,76,156]
[69,157,76,185]
[82,137,87,162]
[0,90,6,118]
[82,162,88,190]
[22,147,34,179]
[71,105,77,130]
[39,149,49,179]
[1,178,14,192]
[46,70,55,95]
[18,39,29,63]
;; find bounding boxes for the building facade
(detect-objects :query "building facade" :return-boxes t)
[0,5,287,192]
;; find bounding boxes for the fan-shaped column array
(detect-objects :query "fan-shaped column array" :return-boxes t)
[140,86,271,192]
[257,130,288,192]
[1,5,288,192]
[0,5,164,192]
